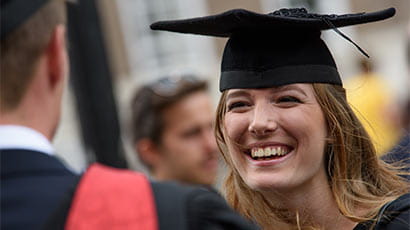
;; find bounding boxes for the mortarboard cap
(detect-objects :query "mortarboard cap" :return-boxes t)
[150,8,396,91]
[0,0,50,40]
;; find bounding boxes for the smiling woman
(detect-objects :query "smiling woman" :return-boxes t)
[151,7,410,230]
[213,82,410,230]
[216,82,410,229]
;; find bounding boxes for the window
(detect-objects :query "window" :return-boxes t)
[116,0,217,80]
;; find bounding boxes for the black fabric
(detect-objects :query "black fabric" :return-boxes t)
[354,193,410,230]
[220,66,340,91]
[184,186,259,230]
[219,30,341,90]
[45,179,259,230]
[0,149,79,230]
[43,177,80,230]
[151,181,188,230]
[152,182,259,230]
[150,8,395,92]
[382,133,410,181]
[66,0,128,169]
[150,8,395,37]
[0,0,49,40]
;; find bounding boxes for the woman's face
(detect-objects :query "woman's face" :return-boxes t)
[223,84,328,192]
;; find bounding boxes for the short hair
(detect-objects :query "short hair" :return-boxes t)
[131,75,208,145]
[0,0,67,110]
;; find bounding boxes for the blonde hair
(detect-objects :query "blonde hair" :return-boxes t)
[215,83,409,229]
[0,0,66,110]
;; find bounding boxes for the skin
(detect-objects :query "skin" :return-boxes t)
[223,84,357,229]
[0,25,69,140]
[140,91,219,186]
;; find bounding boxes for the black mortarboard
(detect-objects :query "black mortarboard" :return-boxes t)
[0,0,50,40]
[150,8,395,91]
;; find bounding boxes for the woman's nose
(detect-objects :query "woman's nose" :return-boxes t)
[248,103,278,137]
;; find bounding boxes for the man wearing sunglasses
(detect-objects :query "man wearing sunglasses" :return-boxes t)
[131,76,219,186]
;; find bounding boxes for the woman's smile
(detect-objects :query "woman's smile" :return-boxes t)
[242,142,295,166]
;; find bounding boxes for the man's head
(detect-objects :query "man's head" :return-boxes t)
[0,0,69,139]
[131,75,219,186]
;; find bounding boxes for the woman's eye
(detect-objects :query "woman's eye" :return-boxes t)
[227,102,248,111]
[277,96,301,103]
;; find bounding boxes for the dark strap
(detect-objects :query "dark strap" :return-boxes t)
[321,17,369,58]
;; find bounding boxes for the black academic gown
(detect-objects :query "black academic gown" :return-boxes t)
[354,193,410,230]
[382,132,410,181]
[45,176,259,230]
[151,182,259,230]
[0,149,79,230]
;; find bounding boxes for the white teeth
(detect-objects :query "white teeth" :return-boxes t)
[250,147,289,158]
[257,149,264,157]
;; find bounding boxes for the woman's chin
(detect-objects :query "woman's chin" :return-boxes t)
[244,176,290,192]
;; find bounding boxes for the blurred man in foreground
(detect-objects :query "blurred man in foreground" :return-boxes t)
[1,0,78,229]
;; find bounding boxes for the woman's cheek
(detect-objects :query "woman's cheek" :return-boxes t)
[224,114,246,141]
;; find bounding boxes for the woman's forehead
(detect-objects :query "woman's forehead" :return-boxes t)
[225,84,314,97]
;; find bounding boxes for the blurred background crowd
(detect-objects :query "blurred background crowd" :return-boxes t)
[54,0,409,184]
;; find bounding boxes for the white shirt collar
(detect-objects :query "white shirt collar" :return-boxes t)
[0,125,54,155]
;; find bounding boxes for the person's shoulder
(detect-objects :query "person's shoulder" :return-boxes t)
[354,193,410,230]
[375,193,410,230]
[150,181,229,211]
[151,181,259,230]
[185,186,259,230]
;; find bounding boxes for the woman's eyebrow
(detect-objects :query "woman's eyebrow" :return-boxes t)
[274,85,308,96]
[226,90,250,100]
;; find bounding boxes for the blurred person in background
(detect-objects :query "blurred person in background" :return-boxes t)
[345,58,402,155]
[383,99,410,181]
[382,23,410,180]
[131,75,219,186]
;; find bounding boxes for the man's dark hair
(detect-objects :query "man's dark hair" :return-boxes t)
[131,75,208,146]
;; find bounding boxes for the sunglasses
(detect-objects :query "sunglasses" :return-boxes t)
[148,75,201,97]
